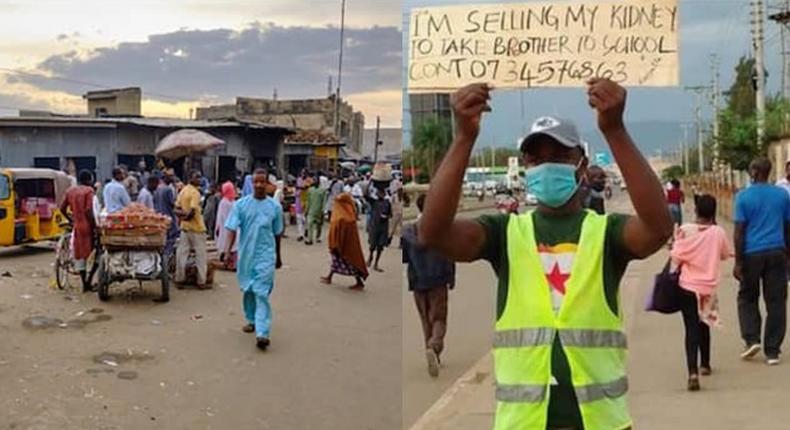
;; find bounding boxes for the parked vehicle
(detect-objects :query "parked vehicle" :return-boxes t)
[0,168,71,246]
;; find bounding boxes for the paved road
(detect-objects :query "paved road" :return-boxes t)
[409,192,790,429]
[0,226,400,429]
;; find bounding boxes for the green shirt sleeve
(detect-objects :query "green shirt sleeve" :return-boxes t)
[476,214,509,269]
[603,213,637,313]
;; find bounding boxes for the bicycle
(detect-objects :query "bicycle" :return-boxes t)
[54,223,98,292]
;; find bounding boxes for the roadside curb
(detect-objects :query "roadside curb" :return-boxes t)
[409,352,494,430]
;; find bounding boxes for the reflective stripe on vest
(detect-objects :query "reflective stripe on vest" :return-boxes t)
[493,211,632,430]
[495,328,627,349]
[574,376,629,403]
[495,376,628,403]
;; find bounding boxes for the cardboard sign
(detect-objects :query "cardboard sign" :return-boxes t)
[407,0,679,92]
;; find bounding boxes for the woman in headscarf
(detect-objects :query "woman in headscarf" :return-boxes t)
[215,181,238,270]
[320,193,368,290]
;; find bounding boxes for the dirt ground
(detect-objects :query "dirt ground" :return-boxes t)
[0,231,401,430]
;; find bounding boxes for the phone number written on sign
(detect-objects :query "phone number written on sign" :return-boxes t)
[409,57,637,87]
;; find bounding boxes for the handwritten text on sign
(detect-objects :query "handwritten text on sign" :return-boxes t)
[407,0,679,91]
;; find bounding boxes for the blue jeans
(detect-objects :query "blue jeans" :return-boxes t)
[668,204,682,225]
[243,287,273,338]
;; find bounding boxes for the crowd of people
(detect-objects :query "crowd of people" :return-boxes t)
[59,162,403,352]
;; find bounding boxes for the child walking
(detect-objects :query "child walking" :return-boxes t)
[670,194,733,391]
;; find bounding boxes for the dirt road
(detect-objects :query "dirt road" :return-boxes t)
[0,231,401,429]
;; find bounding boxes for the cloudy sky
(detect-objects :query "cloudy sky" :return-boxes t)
[403,0,786,154]
[0,0,402,126]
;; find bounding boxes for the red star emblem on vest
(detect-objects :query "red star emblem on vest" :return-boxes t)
[546,263,570,295]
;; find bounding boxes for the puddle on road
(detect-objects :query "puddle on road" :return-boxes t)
[21,316,64,329]
[21,311,112,330]
[90,351,152,381]
[66,314,113,328]
[86,368,116,375]
[92,351,154,365]
[117,370,139,380]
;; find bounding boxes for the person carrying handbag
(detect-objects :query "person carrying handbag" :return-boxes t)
[669,194,733,391]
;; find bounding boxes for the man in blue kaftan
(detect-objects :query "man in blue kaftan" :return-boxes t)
[224,168,284,350]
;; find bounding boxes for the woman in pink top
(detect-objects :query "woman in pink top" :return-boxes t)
[670,194,734,391]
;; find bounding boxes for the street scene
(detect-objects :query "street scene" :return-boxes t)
[1,230,400,429]
[0,1,402,429]
[403,0,790,429]
[405,193,790,430]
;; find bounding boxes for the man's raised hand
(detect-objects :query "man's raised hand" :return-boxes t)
[451,83,492,142]
[587,78,626,136]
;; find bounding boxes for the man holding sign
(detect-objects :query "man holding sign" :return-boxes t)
[418,78,672,429]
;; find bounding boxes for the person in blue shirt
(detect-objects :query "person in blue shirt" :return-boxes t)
[223,168,284,351]
[241,173,253,197]
[733,157,790,365]
[102,166,131,214]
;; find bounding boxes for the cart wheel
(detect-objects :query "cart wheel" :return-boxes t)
[97,259,111,302]
[54,234,71,291]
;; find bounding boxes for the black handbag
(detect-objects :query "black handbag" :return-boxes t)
[645,259,682,314]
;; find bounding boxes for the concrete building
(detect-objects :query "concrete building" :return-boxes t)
[196,96,365,153]
[83,87,142,117]
[0,116,290,183]
[283,130,344,174]
[408,93,452,142]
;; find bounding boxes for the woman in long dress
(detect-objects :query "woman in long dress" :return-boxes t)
[215,181,238,270]
[320,193,368,290]
[60,170,97,292]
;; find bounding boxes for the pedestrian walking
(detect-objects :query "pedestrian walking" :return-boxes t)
[774,158,790,197]
[366,187,391,272]
[389,184,404,246]
[295,172,308,241]
[670,194,733,391]
[60,170,97,292]
[215,181,238,270]
[175,171,209,289]
[584,165,607,215]
[418,79,673,430]
[154,172,179,263]
[402,194,455,378]
[320,193,368,290]
[137,175,158,210]
[325,174,344,220]
[103,166,131,214]
[203,183,220,240]
[223,169,284,351]
[733,158,790,366]
[121,165,140,201]
[666,179,685,226]
[304,177,327,245]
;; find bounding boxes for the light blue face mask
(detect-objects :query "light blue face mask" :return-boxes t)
[524,162,582,208]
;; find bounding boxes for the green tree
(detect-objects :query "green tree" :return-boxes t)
[717,56,787,170]
[661,165,685,181]
[411,117,453,183]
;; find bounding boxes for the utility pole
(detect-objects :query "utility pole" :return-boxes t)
[769,2,790,99]
[333,0,346,138]
[710,55,721,171]
[373,116,381,164]
[753,0,767,142]
[681,123,691,175]
[491,138,496,170]
[685,86,711,173]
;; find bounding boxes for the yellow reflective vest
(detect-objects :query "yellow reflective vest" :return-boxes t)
[493,211,631,430]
